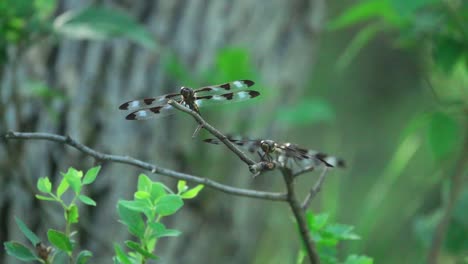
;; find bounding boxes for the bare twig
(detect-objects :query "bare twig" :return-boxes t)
[302,167,329,211]
[168,100,257,166]
[281,167,320,264]
[3,131,286,202]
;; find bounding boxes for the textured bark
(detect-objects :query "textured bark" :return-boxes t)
[0,0,325,263]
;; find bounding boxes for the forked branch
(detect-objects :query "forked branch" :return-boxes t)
[3,131,286,201]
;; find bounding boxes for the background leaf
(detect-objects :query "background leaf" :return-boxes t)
[14,217,40,245]
[53,7,157,51]
[427,111,460,159]
[4,241,39,261]
[47,229,72,253]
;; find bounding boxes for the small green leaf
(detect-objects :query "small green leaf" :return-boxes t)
[37,177,52,193]
[54,7,157,50]
[65,169,82,194]
[433,36,465,73]
[137,174,152,192]
[150,182,167,202]
[177,180,187,194]
[56,178,69,198]
[155,195,183,216]
[113,243,132,264]
[125,241,158,259]
[134,191,150,200]
[35,195,56,201]
[14,217,41,245]
[47,229,72,253]
[78,195,96,206]
[344,254,374,264]
[76,250,93,264]
[117,203,145,238]
[181,184,204,199]
[66,205,79,223]
[119,200,150,214]
[325,224,361,240]
[328,0,399,30]
[83,166,100,184]
[4,241,39,261]
[427,112,460,159]
[149,222,181,238]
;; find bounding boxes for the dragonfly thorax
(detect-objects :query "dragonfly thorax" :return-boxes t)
[180,87,195,100]
[260,140,276,154]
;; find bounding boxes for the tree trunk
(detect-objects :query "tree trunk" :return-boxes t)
[0,0,325,263]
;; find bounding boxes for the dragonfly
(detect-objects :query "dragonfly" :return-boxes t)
[203,136,345,169]
[119,80,259,120]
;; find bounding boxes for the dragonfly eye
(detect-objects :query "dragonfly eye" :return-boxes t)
[260,140,275,153]
[180,87,193,98]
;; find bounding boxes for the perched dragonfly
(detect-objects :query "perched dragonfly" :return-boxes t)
[203,136,345,169]
[119,80,259,120]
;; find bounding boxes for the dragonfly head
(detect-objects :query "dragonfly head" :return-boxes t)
[180,87,194,99]
[260,140,276,154]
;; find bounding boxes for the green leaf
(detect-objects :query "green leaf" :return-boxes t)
[64,168,82,194]
[117,203,145,238]
[344,254,374,264]
[83,166,100,184]
[277,99,335,126]
[4,241,39,261]
[155,195,183,216]
[427,112,460,159]
[113,243,132,264]
[325,224,361,240]
[137,174,152,192]
[56,178,69,198]
[35,194,56,201]
[14,217,41,245]
[76,250,93,264]
[148,222,181,238]
[66,205,79,223]
[150,182,167,202]
[390,0,437,18]
[37,177,52,193]
[180,184,204,199]
[215,47,254,80]
[134,191,150,200]
[47,229,72,253]
[336,22,383,69]
[78,195,96,206]
[53,7,157,51]
[119,200,150,214]
[125,241,158,259]
[433,36,465,73]
[34,0,57,20]
[328,0,399,30]
[177,180,187,194]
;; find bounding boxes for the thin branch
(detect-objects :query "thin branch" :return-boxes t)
[302,167,329,211]
[281,168,320,264]
[427,119,468,264]
[4,131,287,202]
[168,100,257,166]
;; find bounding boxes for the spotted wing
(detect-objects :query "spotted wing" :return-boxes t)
[195,90,260,108]
[119,93,182,111]
[277,143,345,168]
[203,136,262,154]
[193,80,255,96]
[124,100,184,120]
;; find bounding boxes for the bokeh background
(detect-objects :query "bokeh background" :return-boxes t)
[1,0,467,263]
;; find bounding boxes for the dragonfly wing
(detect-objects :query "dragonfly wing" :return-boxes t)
[194,80,255,96]
[119,93,181,111]
[195,90,260,108]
